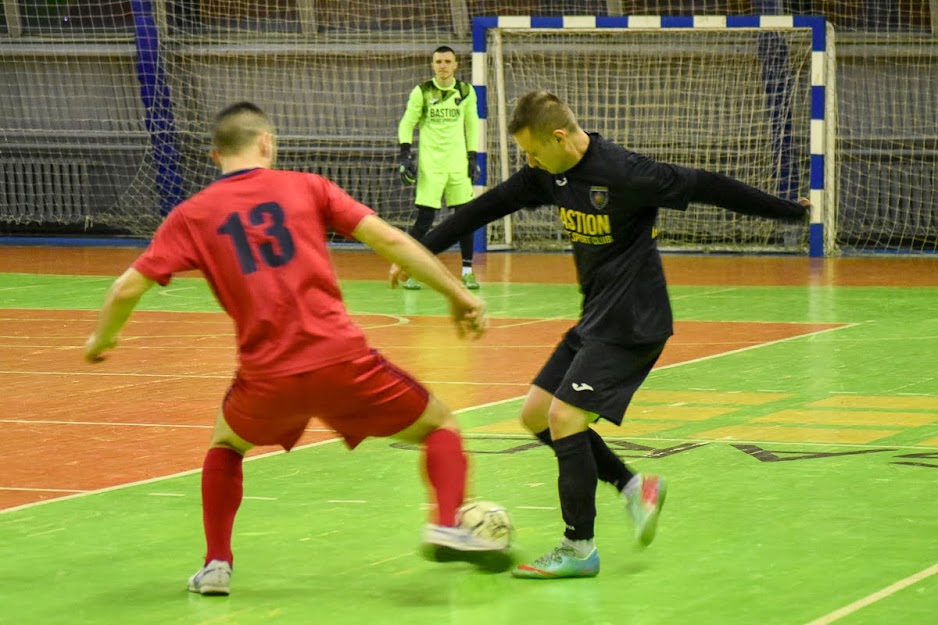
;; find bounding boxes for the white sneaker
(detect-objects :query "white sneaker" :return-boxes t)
[421,524,513,572]
[187,559,231,595]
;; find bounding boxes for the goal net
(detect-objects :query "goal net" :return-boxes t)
[478,16,834,254]
[1,1,936,255]
[0,1,457,238]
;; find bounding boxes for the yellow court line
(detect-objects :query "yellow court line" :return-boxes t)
[627,405,737,421]
[635,390,791,405]
[752,409,938,427]
[808,395,938,411]
[691,425,902,445]
[594,421,685,437]
[471,419,683,437]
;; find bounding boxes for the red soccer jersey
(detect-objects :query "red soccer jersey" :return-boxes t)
[133,168,374,377]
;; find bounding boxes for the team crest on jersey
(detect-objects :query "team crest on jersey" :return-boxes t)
[589,186,609,210]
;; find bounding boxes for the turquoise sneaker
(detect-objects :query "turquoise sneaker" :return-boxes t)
[402,277,422,290]
[623,473,668,547]
[462,272,480,290]
[511,545,599,579]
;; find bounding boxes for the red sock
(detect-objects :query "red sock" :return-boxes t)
[201,447,244,565]
[423,428,467,526]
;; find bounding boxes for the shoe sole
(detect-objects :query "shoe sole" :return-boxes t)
[638,479,668,547]
[421,544,514,573]
[188,584,230,596]
[511,566,599,579]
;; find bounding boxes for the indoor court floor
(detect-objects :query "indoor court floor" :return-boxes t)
[0,246,935,625]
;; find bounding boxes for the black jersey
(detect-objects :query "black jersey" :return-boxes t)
[506,133,696,344]
[424,133,694,344]
[421,132,806,346]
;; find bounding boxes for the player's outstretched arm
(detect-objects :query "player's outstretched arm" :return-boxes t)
[353,215,487,339]
[691,169,810,220]
[84,267,155,362]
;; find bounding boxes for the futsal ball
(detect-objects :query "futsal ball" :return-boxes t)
[456,500,513,548]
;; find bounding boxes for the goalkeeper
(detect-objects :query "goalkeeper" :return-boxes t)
[392,91,810,580]
[397,45,482,290]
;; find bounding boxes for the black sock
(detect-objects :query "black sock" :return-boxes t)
[586,428,634,492]
[452,203,474,268]
[459,232,474,268]
[537,427,633,492]
[553,431,597,541]
[535,428,553,447]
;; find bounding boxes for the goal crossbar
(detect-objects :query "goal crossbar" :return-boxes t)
[471,15,834,256]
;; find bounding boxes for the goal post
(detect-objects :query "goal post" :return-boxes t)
[472,15,836,257]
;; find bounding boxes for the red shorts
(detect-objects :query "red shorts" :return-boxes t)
[222,350,430,451]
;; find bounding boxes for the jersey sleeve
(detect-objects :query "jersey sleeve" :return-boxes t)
[132,206,199,286]
[312,175,376,238]
[397,85,424,144]
[689,169,807,220]
[421,166,551,254]
[622,152,697,210]
[463,84,480,153]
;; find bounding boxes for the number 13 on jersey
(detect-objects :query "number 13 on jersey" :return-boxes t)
[217,202,296,274]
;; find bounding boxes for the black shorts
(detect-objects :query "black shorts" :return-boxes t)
[532,329,667,425]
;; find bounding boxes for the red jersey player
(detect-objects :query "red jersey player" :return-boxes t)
[83,102,510,596]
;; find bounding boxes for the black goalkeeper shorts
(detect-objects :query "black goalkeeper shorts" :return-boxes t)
[532,329,667,425]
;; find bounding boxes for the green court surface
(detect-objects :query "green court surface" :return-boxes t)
[1,268,936,625]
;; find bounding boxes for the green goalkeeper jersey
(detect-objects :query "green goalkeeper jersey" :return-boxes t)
[398,77,480,174]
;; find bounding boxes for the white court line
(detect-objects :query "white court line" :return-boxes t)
[0,369,233,379]
[654,323,859,370]
[0,419,333,433]
[0,325,863,514]
[0,437,344,515]
[0,486,87,493]
[618,436,938,452]
[0,396,523,516]
[494,316,575,329]
[0,370,529,388]
[464,432,938,452]
[671,287,739,300]
[801,563,938,625]
[0,324,867,510]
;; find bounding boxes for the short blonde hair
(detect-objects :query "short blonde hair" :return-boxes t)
[507,91,579,139]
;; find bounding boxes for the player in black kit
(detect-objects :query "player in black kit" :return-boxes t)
[391,90,809,579]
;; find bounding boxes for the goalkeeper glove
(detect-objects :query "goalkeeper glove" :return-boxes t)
[398,144,417,185]
[467,151,481,183]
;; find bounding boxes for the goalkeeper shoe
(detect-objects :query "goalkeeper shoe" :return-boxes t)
[402,277,422,290]
[188,559,231,596]
[462,272,480,290]
[623,473,668,547]
[511,544,600,579]
[421,524,513,573]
